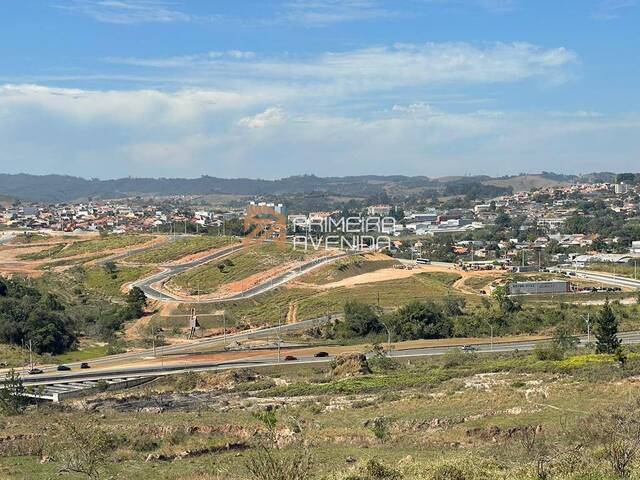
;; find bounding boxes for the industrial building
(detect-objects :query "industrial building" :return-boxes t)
[509,280,571,295]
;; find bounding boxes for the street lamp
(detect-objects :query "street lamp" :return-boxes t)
[483,320,494,351]
[378,319,392,350]
[582,312,591,343]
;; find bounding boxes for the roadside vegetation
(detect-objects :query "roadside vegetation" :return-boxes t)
[586,261,640,279]
[0,270,148,357]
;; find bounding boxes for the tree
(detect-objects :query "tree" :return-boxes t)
[245,410,313,480]
[125,286,147,319]
[553,326,579,351]
[0,369,28,416]
[53,421,114,480]
[26,306,76,354]
[595,300,621,354]
[492,285,521,314]
[388,301,453,341]
[102,261,118,276]
[584,397,640,478]
[338,301,382,338]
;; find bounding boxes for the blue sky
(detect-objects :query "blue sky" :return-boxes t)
[0,0,639,179]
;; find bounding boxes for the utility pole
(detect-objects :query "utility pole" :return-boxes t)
[277,305,282,363]
[379,320,392,350]
[152,325,156,357]
[489,324,493,351]
[583,313,591,343]
[483,321,493,351]
[29,340,33,369]
[223,311,227,349]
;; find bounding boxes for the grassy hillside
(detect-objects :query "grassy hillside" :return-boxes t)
[155,271,463,331]
[81,265,155,298]
[166,243,317,295]
[18,235,152,261]
[482,174,570,192]
[5,348,640,479]
[302,255,400,285]
[128,235,238,264]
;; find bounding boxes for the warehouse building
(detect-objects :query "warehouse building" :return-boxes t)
[509,280,571,295]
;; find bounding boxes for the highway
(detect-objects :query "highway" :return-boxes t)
[569,270,640,290]
[8,314,339,377]
[17,330,640,389]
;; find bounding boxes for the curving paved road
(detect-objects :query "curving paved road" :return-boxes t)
[132,245,347,303]
[131,243,247,301]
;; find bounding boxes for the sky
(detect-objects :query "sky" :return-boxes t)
[0,0,639,180]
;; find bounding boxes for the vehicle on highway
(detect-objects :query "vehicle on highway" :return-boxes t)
[314,351,329,358]
[80,362,90,369]
[416,257,431,265]
[56,365,71,371]
[284,355,297,361]
[28,368,44,375]
[461,345,477,352]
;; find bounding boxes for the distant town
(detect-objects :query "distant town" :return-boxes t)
[3,178,639,272]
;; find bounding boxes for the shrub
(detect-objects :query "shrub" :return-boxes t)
[432,464,466,480]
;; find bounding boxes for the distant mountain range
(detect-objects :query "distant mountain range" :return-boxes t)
[0,172,621,203]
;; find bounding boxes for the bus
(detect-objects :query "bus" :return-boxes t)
[416,257,431,265]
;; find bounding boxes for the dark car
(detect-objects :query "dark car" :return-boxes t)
[57,365,71,371]
[28,368,44,375]
[80,362,90,369]
[461,345,477,352]
[284,355,297,361]
[314,351,329,358]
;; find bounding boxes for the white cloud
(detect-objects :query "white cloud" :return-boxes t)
[592,0,637,20]
[54,0,194,24]
[1,83,639,179]
[105,42,578,97]
[277,0,398,25]
[238,108,286,129]
[422,0,517,14]
[106,51,256,68]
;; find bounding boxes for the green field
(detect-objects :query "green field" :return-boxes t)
[127,235,238,264]
[5,349,640,479]
[8,233,51,245]
[0,344,45,368]
[301,255,400,285]
[18,235,153,261]
[51,344,110,364]
[81,265,155,298]
[166,243,317,295]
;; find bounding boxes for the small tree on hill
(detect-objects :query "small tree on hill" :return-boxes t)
[0,369,28,416]
[595,300,621,354]
[103,260,117,275]
[125,286,147,319]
